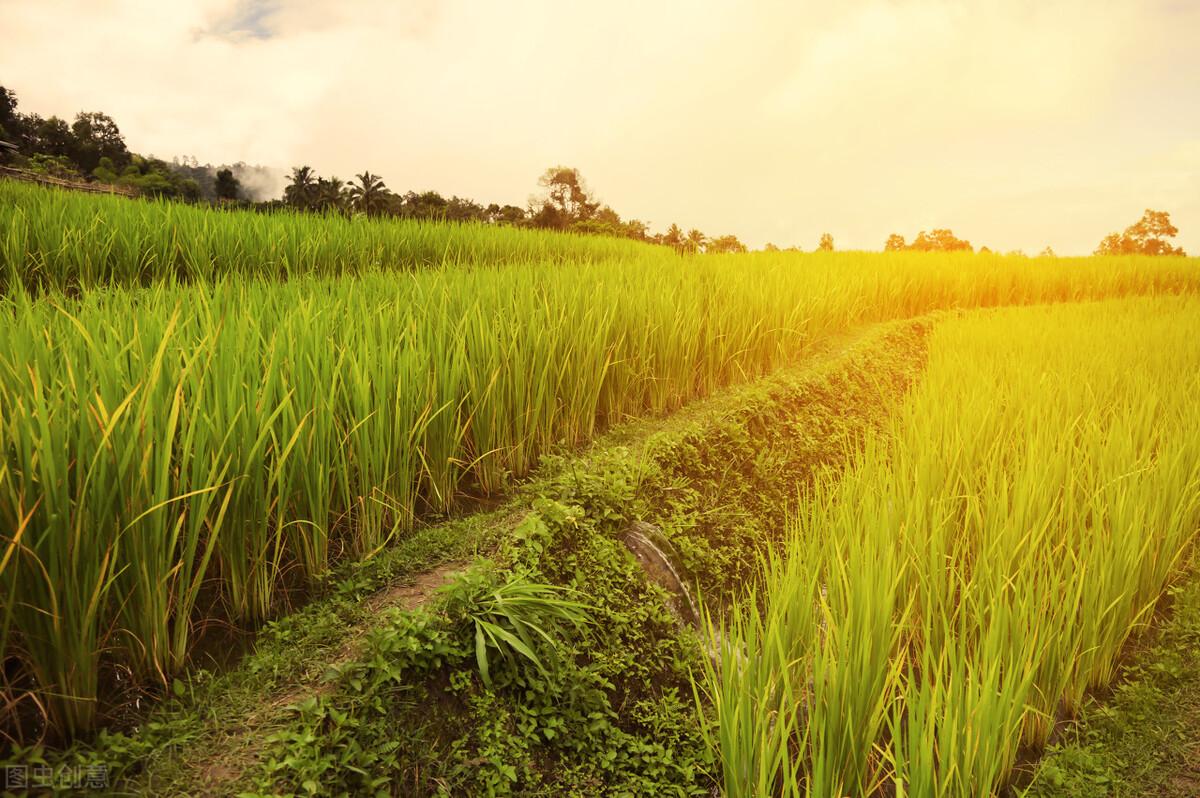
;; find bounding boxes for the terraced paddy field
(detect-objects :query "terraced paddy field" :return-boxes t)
[2,182,1199,795]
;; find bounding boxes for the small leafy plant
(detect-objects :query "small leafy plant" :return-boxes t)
[439,566,591,685]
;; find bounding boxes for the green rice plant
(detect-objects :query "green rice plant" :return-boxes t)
[890,611,1039,798]
[0,333,133,736]
[695,540,823,798]
[701,296,1200,795]
[270,297,344,578]
[0,180,657,295]
[803,516,907,797]
[2,186,1199,740]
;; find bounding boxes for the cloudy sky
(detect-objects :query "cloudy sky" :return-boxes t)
[2,0,1197,254]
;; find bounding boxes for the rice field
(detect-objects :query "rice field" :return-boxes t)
[0,180,656,294]
[2,183,1200,748]
[700,296,1200,796]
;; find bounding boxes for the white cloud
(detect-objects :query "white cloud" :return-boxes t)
[0,0,1196,254]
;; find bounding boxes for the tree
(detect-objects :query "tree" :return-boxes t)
[445,196,485,223]
[885,229,972,252]
[92,156,120,184]
[706,234,748,254]
[114,154,201,200]
[1095,209,1185,256]
[0,85,40,152]
[530,201,569,230]
[535,166,599,222]
[0,85,23,142]
[684,229,707,255]
[661,223,685,252]
[314,176,346,213]
[70,112,129,173]
[817,233,834,252]
[1038,246,1056,258]
[909,229,973,252]
[401,190,450,220]
[571,205,630,238]
[348,171,389,216]
[214,168,242,201]
[592,206,622,227]
[284,165,318,209]
[31,116,75,159]
[485,203,527,225]
[763,242,780,252]
[623,219,649,241]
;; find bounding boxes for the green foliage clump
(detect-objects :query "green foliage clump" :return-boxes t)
[249,519,711,796]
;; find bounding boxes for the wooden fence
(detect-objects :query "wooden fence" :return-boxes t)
[0,165,138,198]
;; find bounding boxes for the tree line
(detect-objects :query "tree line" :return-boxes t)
[0,86,211,200]
[0,86,749,251]
[0,86,1186,257]
[274,163,752,253]
[876,210,1186,257]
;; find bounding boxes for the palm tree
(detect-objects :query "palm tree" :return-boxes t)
[348,171,388,216]
[662,223,684,253]
[284,165,317,209]
[685,228,707,255]
[315,176,346,213]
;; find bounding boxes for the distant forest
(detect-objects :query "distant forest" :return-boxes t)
[0,86,1186,257]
